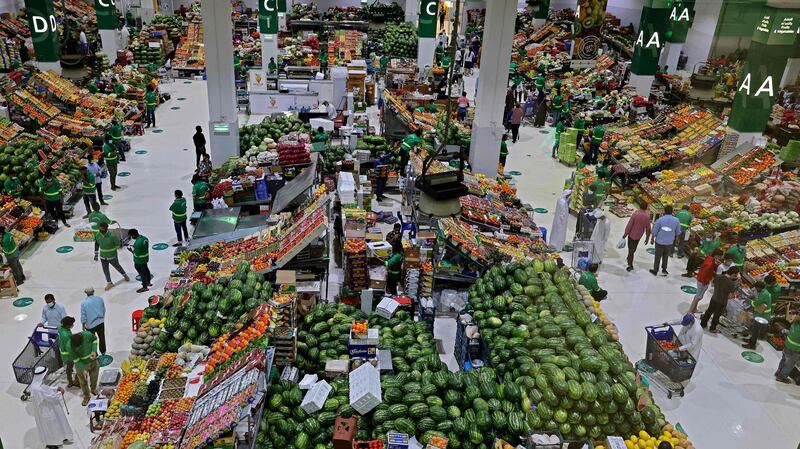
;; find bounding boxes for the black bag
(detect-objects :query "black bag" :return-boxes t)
[42,219,59,234]
[161,92,171,101]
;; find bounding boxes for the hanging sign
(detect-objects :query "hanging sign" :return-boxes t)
[94,0,119,30]
[24,0,59,63]
[419,0,439,39]
[571,0,608,60]
[259,0,279,35]
[630,0,671,76]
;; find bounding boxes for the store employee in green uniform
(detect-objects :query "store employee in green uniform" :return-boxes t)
[743,280,773,350]
[127,228,152,293]
[579,263,607,301]
[675,204,692,258]
[312,126,330,144]
[399,129,422,177]
[4,174,22,198]
[267,57,277,74]
[776,314,800,383]
[725,242,746,268]
[95,222,129,290]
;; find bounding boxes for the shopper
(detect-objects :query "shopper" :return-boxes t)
[435,42,445,65]
[386,223,402,248]
[70,330,99,406]
[464,48,475,75]
[58,316,79,388]
[775,315,800,384]
[700,266,739,333]
[663,314,703,360]
[590,210,611,264]
[4,174,22,198]
[30,366,74,445]
[682,233,720,277]
[79,28,88,55]
[37,294,66,328]
[193,125,206,167]
[688,249,723,314]
[80,287,105,356]
[0,225,24,285]
[144,84,157,128]
[551,117,564,158]
[533,91,548,128]
[374,152,390,202]
[197,152,212,180]
[622,201,652,271]
[457,91,469,122]
[86,158,107,205]
[499,134,509,167]
[170,190,189,246]
[742,281,773,350]
[385,242,404,295]
[509,103,523,143]
[79,166,96,217]
[549,189,572,252]
[675,204,692,258]
[103,135,120,190]
[95,222,129,290]
[127,229,152,293]
[39,171,70,228]
[579,263,607,301]
[587,124,606,165]
[650,205,680,276]
[312,126,330,143]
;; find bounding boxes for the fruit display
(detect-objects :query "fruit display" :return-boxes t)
[361,2,404,23]
[638,163,721,207]
[278,140,312,166]
[9,89,60,124]
[716,145,779,187]
[380,22,418,58]
[174,19,205,70]
[130,318,165,357]
[239,115,311,155]
[0,139,83,197]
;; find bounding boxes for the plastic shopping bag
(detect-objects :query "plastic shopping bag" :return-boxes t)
[616,238,626,249]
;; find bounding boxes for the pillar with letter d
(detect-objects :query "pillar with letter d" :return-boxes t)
[25,0,60,73]
[95,0,120,62]
[417,0,438,70]
[628,0,671,96]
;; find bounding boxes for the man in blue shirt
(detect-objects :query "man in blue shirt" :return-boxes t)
[37,294,66,328]
[650,205,680,276]
[80,287,106,355]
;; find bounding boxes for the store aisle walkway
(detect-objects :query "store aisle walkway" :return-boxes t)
[0,80,208,449]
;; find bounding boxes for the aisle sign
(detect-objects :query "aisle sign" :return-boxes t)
[24,0,59,62]
[418,0,439,38]
[259,0,279,35]
[630,0,671,76]
[728,8,799,133]
[94,0,119,30]
[666,0,695,43]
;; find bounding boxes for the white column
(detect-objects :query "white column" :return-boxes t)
[98,29,120,62]
[38,61,61,75]
[417,38,436,70]
[261,35,278,69]
[458,4,469,40]
[534,18,546,28]
[628,73,654,97]
[201,0,239,166]
[468,0,517,176]
[681,0,723,71]
[405,0,419,23]
[781,58,800,88]
[139,0,157,23]
[659,42,682,72]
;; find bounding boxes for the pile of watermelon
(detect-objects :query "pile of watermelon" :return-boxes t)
[467,259,667,440]
[239,115,310,155]
[0,140,82,196]
[152,262,273,352]
[381,22,418,58]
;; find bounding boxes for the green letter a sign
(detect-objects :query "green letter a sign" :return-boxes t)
[260,0,279,35]
[25,0,59,63]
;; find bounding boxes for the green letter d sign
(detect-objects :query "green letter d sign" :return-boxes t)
[419,0,438,39]
[259,0,279,35]
[25,0,59,63]
[95,0,119,30]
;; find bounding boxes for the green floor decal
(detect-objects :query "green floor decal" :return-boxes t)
[534,208,548,214]
[680,285,697,294]
[646,248,656,255]
[118,172,131,177]
[152,243,170,250]
[13,297,33,307]
[741,351,764,363]
[56,246,74,254]
[98,354,113,367]
[135,150,148,155]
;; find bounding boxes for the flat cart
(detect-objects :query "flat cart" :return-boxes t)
[12,327,64,401]
[643,324,697,392]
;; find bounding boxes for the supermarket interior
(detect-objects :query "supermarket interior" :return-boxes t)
[0,1,800,449]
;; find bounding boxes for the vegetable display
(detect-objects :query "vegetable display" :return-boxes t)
[380,22,418,58]
[0,140,82,196]
[239,115,311,155]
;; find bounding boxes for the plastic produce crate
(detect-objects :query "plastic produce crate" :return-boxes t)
[645,325,696,382]
[527,430,563,449]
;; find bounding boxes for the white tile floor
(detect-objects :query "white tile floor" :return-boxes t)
[3,77,800,449]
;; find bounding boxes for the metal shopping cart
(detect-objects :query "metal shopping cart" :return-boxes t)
[637,324,697,398]
[12,327,64,401]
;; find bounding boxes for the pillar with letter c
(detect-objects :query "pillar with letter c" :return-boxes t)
[417,0,438,70]
[95,0,121,63]
[24,0,61,74]
[259,0,279,72]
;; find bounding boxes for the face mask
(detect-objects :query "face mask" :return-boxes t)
[47,302,54,308]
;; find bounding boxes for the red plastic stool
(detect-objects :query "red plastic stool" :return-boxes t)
[131,309,144,332]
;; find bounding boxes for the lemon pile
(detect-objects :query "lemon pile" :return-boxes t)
[594,425,692,449]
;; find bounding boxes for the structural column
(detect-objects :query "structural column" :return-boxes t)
[728,7,800,143]
[658,0,696,71]
[95,0,120,62]
[417,0,438,69]
[628,0,671,96]
[405,0,420,24]
[201,0,239,166]
[24,0,60,74]
[468,0,516,176]
[259,0,279,70]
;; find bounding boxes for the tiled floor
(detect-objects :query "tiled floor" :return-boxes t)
[3,75,800,449]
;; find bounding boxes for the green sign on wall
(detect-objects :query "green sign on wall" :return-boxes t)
[259,0,279,34]
[419,0,439,39]
[667,0,695,43]
[94,0,119,30]
[24,0,59,63]
[630,0,671,76]
[728,8,800,133]
[533,0,550,20]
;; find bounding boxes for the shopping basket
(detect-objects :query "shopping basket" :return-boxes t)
[645,325,696,383]
[12,327,64,401]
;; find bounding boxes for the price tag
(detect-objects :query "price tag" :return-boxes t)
[590,313,598,323]
[148,42,162,48]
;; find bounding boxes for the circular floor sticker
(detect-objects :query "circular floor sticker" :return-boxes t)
[13,297,33,307]
[741,351,764,363]
[183,81,192,84]
[135,150,148,155]
[135,275,141,281]
[56,246,74,254]
[534,208,548,214]
[177,97,187,101]
[646,248,656,255]
[152,243,170,250]
[98,354,113,367]
[171,106,181,110]
[680,285,697,294]
[509,171,522,176]
[103,195,113,200]
[539,130,550,134]
[152,129,164,133]
[118,172,131,177]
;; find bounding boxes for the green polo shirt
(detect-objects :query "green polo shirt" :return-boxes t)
[114,83,126,96]
[70,331,97,371]
[401,133,421,154]
[87,82,98,93]
[170,197,187,222]
[95,230,120,260]
[110,123,123,142]
[752,289,773,320]
[700,238,719,256]
[768,283,782,303]
[676,209,692,232]
[784,322,800,352]
[500,140,508,157]
[726,244,745,267]
[132,235,149,264]
[192,182,209,204]
[87,211,112,236]
[590,179,609,197]
[441,55,451,69]
[38,177,62,202]
[145,91,157,110]
[1,232,17,257]
[380,55,389,69]
[58,327,73,362]
[312,132,329,143]
[574,118,585,132]
[535,75,545,89]
[579,271,600,292]
[386,252,403,281]
[555,121,564,144]
[4,177,22,198]
[82,172,96,195]
[268,61,277,72]
[591,126,606,145]
[595,165,610,179]
[103,143,119,167]
[552,94,563,109]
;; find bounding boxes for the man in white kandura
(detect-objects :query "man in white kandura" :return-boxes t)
[549,189,571,252]
[31,366,74,449]
[663,313,703,361]
[590,210,611,264]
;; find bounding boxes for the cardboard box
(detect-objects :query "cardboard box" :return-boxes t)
[276,270,297,285]
[333,417,358,449]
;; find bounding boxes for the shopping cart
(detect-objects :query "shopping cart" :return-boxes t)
[12,327,64,401]
[110,222,132,246]
[644,325,697,384]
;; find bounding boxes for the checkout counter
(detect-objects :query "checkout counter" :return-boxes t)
[248,66,350,114]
